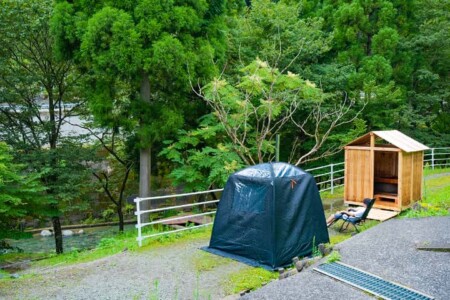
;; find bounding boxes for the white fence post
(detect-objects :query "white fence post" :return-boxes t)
[135,197,142,247]
[431,148,435,169]
[330,163,334,194]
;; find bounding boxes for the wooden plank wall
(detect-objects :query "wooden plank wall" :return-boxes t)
[412,152,424,201]
[374,152,398,178]
[401,152,412,207]
[345,149,372,202]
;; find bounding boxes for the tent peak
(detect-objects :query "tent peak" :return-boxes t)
[235,162,307,178]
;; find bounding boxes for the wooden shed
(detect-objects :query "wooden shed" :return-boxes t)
[344,130,429,211]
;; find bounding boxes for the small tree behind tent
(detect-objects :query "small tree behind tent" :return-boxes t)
[205,162,329,270]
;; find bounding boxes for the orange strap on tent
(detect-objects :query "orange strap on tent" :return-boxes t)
[291,179,297,189]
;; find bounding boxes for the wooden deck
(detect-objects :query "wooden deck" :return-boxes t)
[367,208,399,222]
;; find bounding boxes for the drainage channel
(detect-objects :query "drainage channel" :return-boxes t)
[314,262,434,300]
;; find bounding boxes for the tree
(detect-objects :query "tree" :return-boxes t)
[301,0,414,131]
[52,0,229,207]
[400,0,450,143]
[0,0,89,253]
[76,124,135,232]
[0,142,50,239]
[162,59,363,189]
[228,0,331,71]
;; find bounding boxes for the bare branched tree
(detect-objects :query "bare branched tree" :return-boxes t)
[73,123,133,232]
[290,93,366,165]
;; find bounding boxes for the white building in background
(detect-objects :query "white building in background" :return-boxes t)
[0,102,92,138]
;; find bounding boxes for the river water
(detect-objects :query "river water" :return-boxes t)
[6,225,135,254]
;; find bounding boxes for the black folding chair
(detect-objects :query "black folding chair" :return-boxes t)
[338,198,376,233]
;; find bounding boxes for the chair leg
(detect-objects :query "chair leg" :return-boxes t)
[339,221,348,232]
[352,223,359,233]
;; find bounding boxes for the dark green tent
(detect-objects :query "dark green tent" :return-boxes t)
[205,162,329,270]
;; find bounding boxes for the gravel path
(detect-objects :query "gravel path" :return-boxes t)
[0,238,246,300]
[242,216,450,300]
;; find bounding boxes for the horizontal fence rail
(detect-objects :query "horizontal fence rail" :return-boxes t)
[135,147,449,245]
[135,162,345,245]
[424,147,450,169]
[135,189,222,246]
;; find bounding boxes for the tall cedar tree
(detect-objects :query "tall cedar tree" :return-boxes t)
[52,0,230,210]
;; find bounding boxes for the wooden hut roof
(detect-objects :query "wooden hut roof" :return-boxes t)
[347,130,429,152]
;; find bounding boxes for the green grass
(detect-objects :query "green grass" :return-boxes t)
[423,167,450,177]
[401,170,450,218]
[326,250,341,263]
[223,267,278,294]
[320,186,344,201]
[329,233,351,245]
[31,226,212,269]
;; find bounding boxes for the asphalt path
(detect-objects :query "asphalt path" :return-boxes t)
[242,216,450,300]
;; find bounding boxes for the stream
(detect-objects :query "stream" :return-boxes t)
[5,225,135,254]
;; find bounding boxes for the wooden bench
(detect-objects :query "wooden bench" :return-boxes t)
[374,193,399,210]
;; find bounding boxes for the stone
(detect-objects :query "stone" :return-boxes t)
[77,229,84,235]
[278,267,297,279]
[292,257,306,272]
[62,230,74,236]
[10,273,20,279]
[318,243,333,257]
[40,230,53,237]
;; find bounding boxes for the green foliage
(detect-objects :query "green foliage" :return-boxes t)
[326,250,342,263]
[160,119,245,191]
[228,0,330,69]
[19,140,97,215]
[162,58,319,188]
[0,143,51,232]
[0,0,94,253]
[311,236,321,257]
[52,0,228,145]
[101,208,116,222]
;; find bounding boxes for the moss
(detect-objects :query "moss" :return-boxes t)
[223,267,278,294]
[192,251,232,272]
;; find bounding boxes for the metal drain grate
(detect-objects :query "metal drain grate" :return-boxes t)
[314,262,434,300]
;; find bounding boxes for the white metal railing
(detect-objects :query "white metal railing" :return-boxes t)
[424,147,450,169]
[135,147,449,245]
[134,162,345,245]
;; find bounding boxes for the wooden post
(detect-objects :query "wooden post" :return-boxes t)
[369,133,375,198]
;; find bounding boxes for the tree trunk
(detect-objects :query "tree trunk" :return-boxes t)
[49,93,64,254]
[52,216,63,254]
[117,206,124,232]
[139,72,152,220]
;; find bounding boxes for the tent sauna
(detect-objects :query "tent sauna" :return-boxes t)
[206,162,329,270]
[344,130,429,211]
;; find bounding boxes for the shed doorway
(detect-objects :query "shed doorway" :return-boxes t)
[373,150,399,209]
